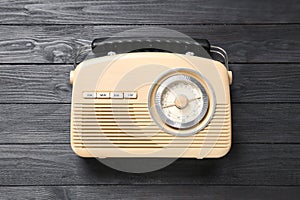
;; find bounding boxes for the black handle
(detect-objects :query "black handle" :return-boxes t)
[91,37,211,57]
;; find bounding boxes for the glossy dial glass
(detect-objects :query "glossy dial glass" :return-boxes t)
[155,74,209,129]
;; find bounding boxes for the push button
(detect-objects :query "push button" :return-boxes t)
[110,92,123,99]
[124,92,137,99]
[83,92,96,99]
[97,92,110,98]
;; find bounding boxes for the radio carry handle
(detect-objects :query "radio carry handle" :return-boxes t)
[75,37,229,70]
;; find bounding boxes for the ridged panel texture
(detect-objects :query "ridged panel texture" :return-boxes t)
[72,103,231,149]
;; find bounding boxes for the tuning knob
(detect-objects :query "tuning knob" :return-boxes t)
[228,71,233,85]
[70,70,74,85]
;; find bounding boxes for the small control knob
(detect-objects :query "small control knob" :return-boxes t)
[70,70,74,85]
[228,71,233,85]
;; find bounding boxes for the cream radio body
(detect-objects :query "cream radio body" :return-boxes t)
[70,52,232,159]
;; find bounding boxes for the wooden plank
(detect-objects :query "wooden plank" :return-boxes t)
[0,104,299,144]
[0,104,70,144]
[0,64,299,103]
[0,0,299,24]
[0,186,299,200]
[231,64,300,103]
[0,144,299,185]
[0,25,299,63]
[0,65,73,103]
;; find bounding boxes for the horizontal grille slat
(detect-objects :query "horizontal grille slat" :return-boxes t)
[74,121,230,128]
[73,124,230,128]
[73,137,229,144]
[73,144,230,148]
[73,126,230,131]
[73,136,230,140]
[73,133,230,137]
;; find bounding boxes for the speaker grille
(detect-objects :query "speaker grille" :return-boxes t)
[72,103,230,149]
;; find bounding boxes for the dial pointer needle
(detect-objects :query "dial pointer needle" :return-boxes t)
[162,96,201,108]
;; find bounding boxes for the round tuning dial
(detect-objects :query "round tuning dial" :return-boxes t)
[149,69,212,136]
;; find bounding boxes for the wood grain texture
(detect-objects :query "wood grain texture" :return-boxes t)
[0,25,299,63]
[0,65,72,103]
[0,186,299,200]
[0,0,299,196]
[0,64,299,103]
[0,0,299,24]
[0,144,299,186]
[0,103,299,144]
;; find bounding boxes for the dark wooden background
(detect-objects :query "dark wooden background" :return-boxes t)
[0,0,299,199]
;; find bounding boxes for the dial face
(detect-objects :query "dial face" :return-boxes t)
[154,74,209,130]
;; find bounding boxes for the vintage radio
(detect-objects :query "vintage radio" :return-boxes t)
[70,37,232,159]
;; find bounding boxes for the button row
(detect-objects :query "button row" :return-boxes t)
[83,92,137,99]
